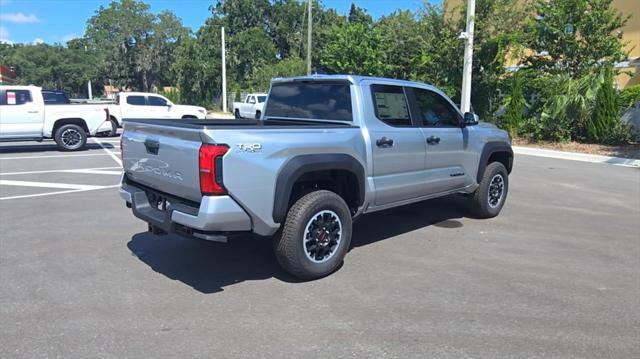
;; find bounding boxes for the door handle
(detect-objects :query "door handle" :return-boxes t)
[426,136,440,145]
[144,139,160,155]
[376,137,394,148]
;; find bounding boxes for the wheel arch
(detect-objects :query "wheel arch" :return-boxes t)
[477,141,513,184]
[52,118,89,135]
[273,154,365,223]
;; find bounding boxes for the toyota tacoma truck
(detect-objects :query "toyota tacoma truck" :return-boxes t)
[0,85,112,150]
[119,75,513,280]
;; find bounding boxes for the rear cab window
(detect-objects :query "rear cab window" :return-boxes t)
[0,89,32,106]
[264,81,353,122]
[371,84,412,127]
[126,95,146,106]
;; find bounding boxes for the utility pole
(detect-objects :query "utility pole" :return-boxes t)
[87,80,92,100]
[460,0,476,113]
[221,26,227,113]
[307,0,312,75]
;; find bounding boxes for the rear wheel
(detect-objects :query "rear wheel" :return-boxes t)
[107,118,118,137]
[470,162,509,218]
[54,124,87,151]
[274,190,352,280]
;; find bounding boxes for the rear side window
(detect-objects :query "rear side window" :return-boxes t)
[0,89,32,106]
[126,95,145,106]
[264,82,353,121]
[148,96,168,106]
[371,85,411,126]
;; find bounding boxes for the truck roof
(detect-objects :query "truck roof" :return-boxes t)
[271,74,433,88]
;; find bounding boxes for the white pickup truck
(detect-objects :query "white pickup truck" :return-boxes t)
[0,85,112,151]
[233,93,267,119]
[107,92,207,129]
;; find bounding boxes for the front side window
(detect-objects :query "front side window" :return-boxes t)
[413,88,461,127]
[148,96,168,106]
[1,89,32,106]
[257,96,267,103]
[265,81,353,122]
[126,95,146,106]
[371,85,412,127]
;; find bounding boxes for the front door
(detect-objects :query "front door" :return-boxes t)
[0,88,43,137]
[408,87,470,194]
[367,84,427,206]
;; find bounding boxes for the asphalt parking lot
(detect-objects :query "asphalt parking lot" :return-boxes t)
[1,136,639,359]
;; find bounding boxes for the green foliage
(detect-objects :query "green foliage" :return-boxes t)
[84,0,189,91]
[500,72,528,138]
[320,22,385,76]
[619,85,640,109]
[589,68,622,143]
[251,56,306,90]
[159,88,181,103]
[524,0,628,79]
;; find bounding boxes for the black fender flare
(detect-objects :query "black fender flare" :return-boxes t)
[477,141,513,183]
[273,154,365,223]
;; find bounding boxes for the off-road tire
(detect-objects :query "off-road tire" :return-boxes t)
[54,124,87,151]
[274,190,352,280]
[470,161,509,218]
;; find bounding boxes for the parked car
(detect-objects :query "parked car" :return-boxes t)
[119,75,513,279]
[107,92,207,129]
[0,85,112,151]
[233,93,267,119]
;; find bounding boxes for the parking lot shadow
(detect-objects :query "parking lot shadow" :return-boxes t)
[0,142,113,153]
[127,194,470,293]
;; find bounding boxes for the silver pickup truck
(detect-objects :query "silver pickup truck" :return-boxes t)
[119,75,513,279]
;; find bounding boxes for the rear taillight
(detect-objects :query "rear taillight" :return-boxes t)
[199,144,229,195]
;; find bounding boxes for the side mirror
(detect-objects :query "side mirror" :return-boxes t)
[167,103,173,107]
[463,112,479,127]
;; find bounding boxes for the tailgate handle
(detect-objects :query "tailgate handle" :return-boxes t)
[144,139,160,155]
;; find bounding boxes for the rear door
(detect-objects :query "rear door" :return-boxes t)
[364,83,427,206]
[407,87,470,194]
[241,96,256,118]
[123,95,149,119]
[0,88,43,137]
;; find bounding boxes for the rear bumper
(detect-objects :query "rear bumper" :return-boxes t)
[119,180,252,238]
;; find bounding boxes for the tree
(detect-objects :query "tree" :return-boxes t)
[524,0,628,78]
[320,22,385,76]
[376,11,424,80]
[84,0,188,91]
[589,67,619,142]
[348,3,373,25]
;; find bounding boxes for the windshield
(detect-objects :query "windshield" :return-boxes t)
[264,81,352,122]
[257,95,267,103]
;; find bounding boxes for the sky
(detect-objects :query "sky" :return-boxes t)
[0,0,431,45]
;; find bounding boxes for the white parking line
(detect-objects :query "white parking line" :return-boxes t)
[92,138,122,166]
[0,153,120,160]
[0,180,103,190]
[0,184,120,201]
[65,169,122,176]
[0,166,121,176]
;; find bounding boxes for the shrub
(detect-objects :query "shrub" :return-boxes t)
[500,72,528,138]
[589,68,619,143]
[159,88,181,103]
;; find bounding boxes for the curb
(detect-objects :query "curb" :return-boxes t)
[512,146,640,168]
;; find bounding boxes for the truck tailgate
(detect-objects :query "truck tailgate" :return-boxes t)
[122,121,203,203]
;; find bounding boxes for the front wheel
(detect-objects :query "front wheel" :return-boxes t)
[255,110,261,119]
[54,124,87,151]
[470,162,509,218]
[274,190,352,280]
